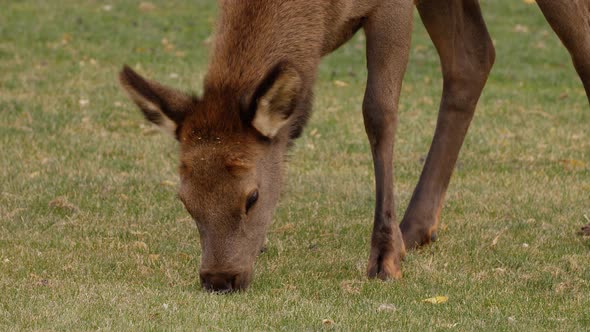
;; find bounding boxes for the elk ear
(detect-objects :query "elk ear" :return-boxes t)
[119,65,193,138]
[249,62,301,139]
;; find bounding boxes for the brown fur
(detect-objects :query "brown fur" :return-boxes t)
[537,0,590,102]
[120,0,590,292]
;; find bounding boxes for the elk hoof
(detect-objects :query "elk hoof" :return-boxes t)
[367,248,404,281]
[400,222,438,250]
[430,231,438,242]
[367,259,402,281]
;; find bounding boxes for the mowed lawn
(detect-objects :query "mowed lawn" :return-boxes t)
[1,0,589,330]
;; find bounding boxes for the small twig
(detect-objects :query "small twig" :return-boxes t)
[491,227,508,247]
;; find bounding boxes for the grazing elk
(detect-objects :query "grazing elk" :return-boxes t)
[119,0,590,292]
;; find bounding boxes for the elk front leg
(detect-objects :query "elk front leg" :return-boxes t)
[537,0,590,104]
[400,0,495,249]
[363,0,413,280]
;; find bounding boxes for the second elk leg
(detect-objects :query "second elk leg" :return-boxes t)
[400,0,495,249]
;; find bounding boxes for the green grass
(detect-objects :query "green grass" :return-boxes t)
[1,0,589,330]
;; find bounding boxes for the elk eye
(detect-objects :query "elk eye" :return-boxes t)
[246,190,259,213]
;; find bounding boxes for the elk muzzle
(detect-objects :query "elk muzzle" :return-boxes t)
[199,269,252,293]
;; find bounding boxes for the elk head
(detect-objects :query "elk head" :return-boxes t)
[119,63,302,292]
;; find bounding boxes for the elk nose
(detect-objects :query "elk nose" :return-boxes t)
[200,272,238,293]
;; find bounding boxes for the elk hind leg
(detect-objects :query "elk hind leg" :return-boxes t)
[537,0,590,104]
[400,0,495,249]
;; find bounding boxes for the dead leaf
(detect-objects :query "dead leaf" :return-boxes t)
[333,80,348,87]
[161,38,175,51]
[308,128,321,138]
[534,41,546,49]
[377,303,397,312]
[37,279,49,287]
[6,208,25,219]
[178,252,191,261]
[18,111,33,125]
[133,241,149,251]
[491,234,500,246]
[421,96,434,106]
[422,296,449,304]
[341,280,361,294]
[139,265,153,276]
[272,223,295,233]
[61,33,71,45]
[513,24,529,33]
[30,273,50,287]
[130,230,149,237]
[414,44,427,53]
[160,180,177,187]
[322,319,334,327]
[48,196,79,213]
[491,227,507,247]
[139,2,156,12]
[559,159,586,170]
[176,217,193,224]
[441,323,459,328]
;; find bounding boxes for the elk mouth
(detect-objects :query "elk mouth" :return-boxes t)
[199,270,252,293]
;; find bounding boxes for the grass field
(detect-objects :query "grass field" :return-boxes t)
[1,0,589,330]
